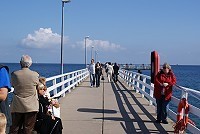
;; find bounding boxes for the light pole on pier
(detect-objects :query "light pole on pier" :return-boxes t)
[95,50,98,62]
[60,0,71,74]
[84,36,89,68]
[91,46,94,60]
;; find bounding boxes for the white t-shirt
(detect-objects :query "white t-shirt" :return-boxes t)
[88,63,95,74]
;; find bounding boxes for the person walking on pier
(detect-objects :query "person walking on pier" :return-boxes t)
[0,65,12,134]
[106,62,113,82]
[154,63,176,124]
[95,62,102,87]
[88,59,95,87]
[10,55,39,134]
[113,63,119,82]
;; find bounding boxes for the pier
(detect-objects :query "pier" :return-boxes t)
[48,68,200,134]
[9,68,200,133]
[121,64,151,71]
[59,75,174,134]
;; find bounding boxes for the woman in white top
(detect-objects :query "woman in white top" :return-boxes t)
[107,63,113,82]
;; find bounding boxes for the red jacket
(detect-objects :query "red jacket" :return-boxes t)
[154,70,176,101]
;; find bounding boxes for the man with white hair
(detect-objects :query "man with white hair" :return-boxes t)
[10,55,39,134]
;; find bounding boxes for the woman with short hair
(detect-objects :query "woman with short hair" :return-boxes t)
[154,63,176,124]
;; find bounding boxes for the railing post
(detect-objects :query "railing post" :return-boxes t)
[67,74,71,93]
[123,70,126,82]
[53,78,57,96]
[149,83,154,105]
[136,74,140,93]
[128,73,132,87]
[132,74,136,90]
[141,77,146,98]
[124,70,127,82]
[126,71,129,84]
[61,75,65,97]
[72,73,75,89]
[61,75,65,90]
[79,71,81,83]
[126,72,129,85]
[76,72,79,86]
[80,70,82,80]
[81,70,84,82]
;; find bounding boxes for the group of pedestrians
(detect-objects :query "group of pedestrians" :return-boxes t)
[88,59,103,88]
[88,59,120,87]
[88,60,176,125]
[0,55,62,134]
[105,62,119,83]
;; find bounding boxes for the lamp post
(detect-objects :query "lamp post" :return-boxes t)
[91,46,94,60]
[95,50,98,62]
[84,36,89,68]
[60,0,70,74]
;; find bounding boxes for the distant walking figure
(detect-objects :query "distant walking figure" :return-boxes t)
[113,63,119,82]
[88,59,95,87]
[10,55,39,134]
[95,62,102,87]
[154,63,176,124]
[107,62,113,82]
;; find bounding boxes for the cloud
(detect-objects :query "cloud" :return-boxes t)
[77,39,125,51]
[21,28,68,49]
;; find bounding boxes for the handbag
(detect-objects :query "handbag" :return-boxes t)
[101,76,105,80]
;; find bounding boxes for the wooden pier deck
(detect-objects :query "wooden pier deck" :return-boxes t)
[59,76,174,134]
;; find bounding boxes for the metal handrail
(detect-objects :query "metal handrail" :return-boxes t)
[119,69,200,134]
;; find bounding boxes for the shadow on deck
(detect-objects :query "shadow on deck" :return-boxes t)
[59,76,174,134]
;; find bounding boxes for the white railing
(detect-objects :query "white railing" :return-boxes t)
[119,69,200,134]
[9,68,89,98]
[9,68,89,118]
[46,68,89,98]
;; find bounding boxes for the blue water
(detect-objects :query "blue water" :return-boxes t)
[2,63,85,77]
[140,65,200,90]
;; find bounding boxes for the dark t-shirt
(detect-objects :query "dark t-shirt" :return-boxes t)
[113,65,119,74]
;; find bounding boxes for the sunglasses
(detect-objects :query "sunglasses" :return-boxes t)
[163,67,168,69]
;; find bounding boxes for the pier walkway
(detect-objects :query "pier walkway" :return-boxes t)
[59,75,174,134]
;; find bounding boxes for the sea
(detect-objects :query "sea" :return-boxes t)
[3,63,200,131]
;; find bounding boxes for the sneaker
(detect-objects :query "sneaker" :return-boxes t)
[162,120,168,124]
[90,85,93,88]
[155,120,161,123]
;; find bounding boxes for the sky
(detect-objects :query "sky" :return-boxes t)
[0,0,200,65]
